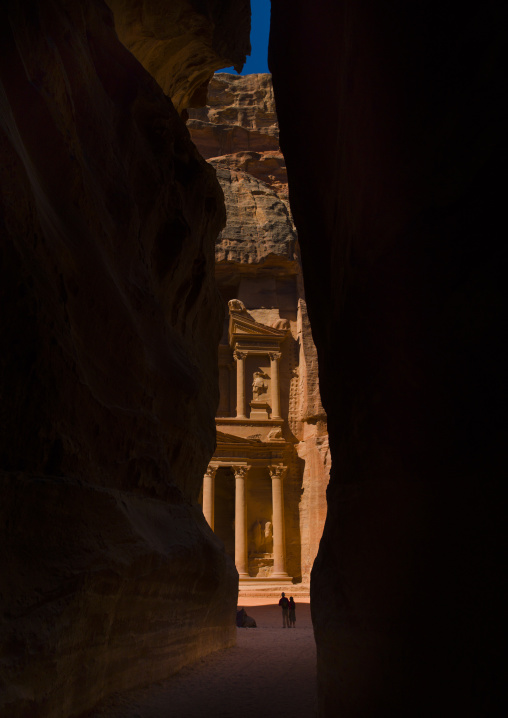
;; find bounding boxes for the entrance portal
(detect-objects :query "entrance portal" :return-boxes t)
[247,466,274,577]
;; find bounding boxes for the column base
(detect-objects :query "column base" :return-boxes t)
[237,572,250,579]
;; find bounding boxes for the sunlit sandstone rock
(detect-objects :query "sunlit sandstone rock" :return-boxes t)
[0,1,249,716]
[212,166,296,266]
[188,73,279,155]
[211,151,289,200]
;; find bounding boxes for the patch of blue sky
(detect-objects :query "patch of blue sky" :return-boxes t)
[216,0,270,75]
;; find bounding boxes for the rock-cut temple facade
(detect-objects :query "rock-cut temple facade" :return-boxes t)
[188,74,329,590]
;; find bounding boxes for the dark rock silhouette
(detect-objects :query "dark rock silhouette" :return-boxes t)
[236,608,257,628]
[270,1,504,716]
[0,1,249,716]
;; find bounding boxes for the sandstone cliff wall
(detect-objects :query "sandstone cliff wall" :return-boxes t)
[106,0,250,115]
[0,2,249,716]
[270,1,504,716]
[189,74,329,586]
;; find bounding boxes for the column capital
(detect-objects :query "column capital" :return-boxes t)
[268,351,282,362]
[204,465,217,479]
[268,464,288,480]
[233,465,250,479]
[233,350,247,361]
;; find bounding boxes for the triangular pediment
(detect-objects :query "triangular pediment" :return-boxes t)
[216,430,262,445]
[229,314,287,340]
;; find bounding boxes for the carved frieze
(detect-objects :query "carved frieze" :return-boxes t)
[214,450,279,461]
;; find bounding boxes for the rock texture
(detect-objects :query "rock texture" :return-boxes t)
[213,166,295,265]
[212,151,289,200]
[106,0,251,115]
[0,2,249,717]
[269,1,505,716]
[190,75,294,268]
[188,74,279,157]
[189,74,329,588]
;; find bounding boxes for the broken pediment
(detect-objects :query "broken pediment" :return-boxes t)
[216,431,262,445]
[229,312,287,347]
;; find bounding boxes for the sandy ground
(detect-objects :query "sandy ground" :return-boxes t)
[91,597,317,718]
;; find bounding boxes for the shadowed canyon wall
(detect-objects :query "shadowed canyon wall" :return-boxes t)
[106,0,250,115]
[270,1,505,716]
[0,2,249,716]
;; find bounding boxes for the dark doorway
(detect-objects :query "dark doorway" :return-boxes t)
[213,466,235,561]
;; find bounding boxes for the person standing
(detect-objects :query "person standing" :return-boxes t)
[288,596,296,628]
[279,592,289,628]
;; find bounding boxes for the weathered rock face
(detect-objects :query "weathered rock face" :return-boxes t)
[189,74,329,588]
[188,73,279,157]
[270,1,504,716]
[212,166,296,265]
[106,0,251,114]
[212,151,289,200]
[0,2,249,717]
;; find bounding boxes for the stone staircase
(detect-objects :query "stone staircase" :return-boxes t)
[239,578,310,598]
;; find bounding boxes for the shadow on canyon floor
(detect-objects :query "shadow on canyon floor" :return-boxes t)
[88,599,317,718]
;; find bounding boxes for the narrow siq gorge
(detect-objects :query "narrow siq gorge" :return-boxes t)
[0,2,504,718]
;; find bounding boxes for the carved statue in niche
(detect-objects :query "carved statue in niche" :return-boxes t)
[250,518,273,554]
[252,371,268,399]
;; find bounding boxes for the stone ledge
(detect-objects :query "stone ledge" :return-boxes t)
[216,417,284,425]
[239,584,310,598]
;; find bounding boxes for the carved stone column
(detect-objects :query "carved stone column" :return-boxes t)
[234,351,247,419]
[269,464,289,577]
[202,466,216,530]
[234,465,250,578]
[269,351,282,419]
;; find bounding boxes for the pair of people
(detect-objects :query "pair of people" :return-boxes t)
[278,592,296,628]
